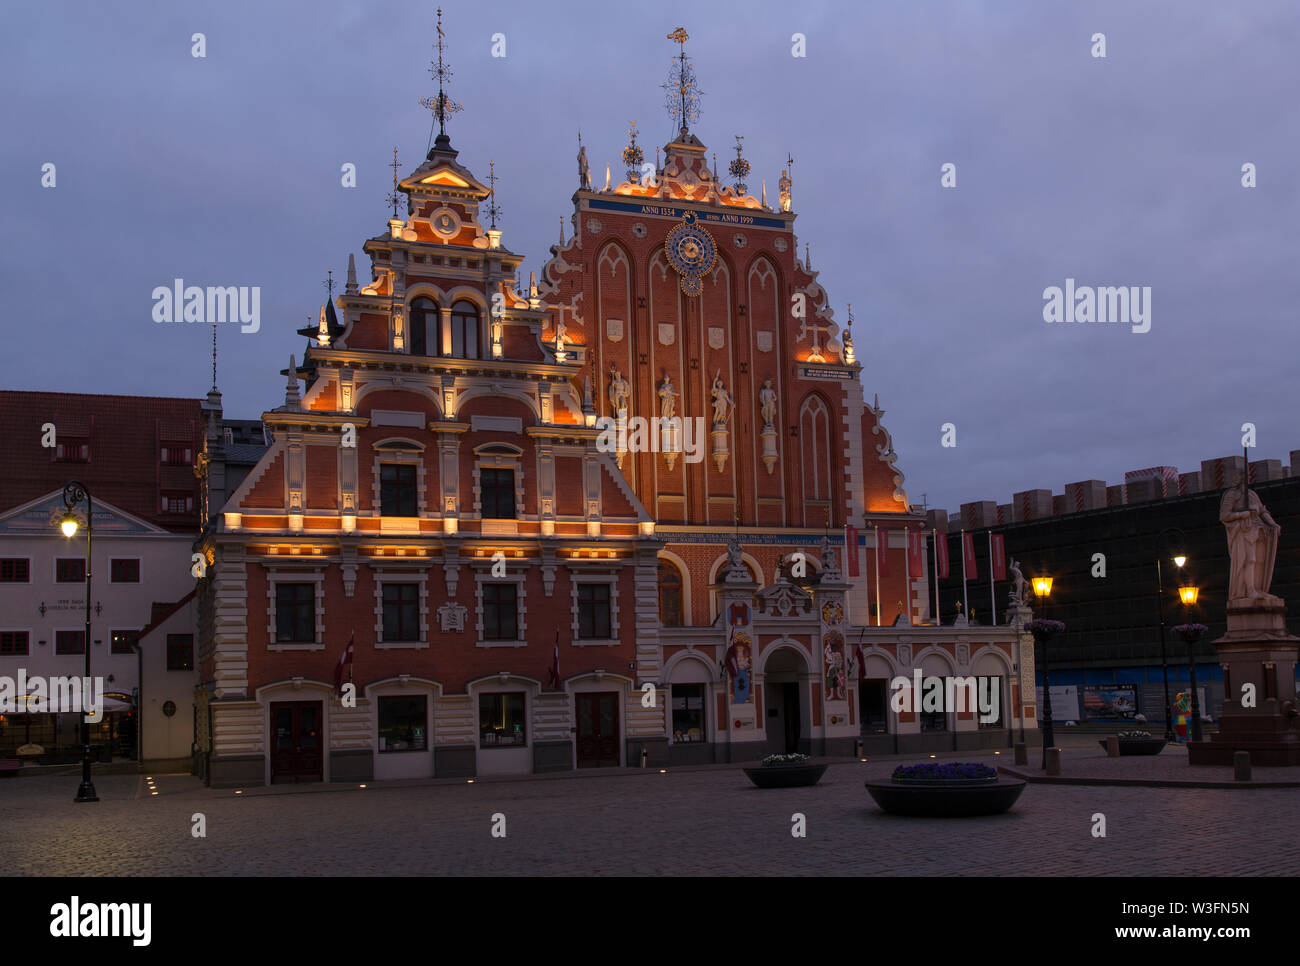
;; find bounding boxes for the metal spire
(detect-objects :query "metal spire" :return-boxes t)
[386,147,402,218]
[663,28,702,139]
[420,8,463,149]
[486,160,502,229]
[211,317,218,392]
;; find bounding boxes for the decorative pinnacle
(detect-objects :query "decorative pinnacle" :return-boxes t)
[420,8,463,140]
[622,121,645,183]
[728,135,751,194]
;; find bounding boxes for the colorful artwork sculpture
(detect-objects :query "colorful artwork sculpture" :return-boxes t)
[1173,690,1191,743]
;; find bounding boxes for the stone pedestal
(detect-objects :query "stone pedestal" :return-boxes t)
[1188,597,1300,766]
[711,424,729,473]
[759,424,777,475]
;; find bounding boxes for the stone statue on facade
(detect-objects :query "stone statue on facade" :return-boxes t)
[820,534,841,581]
[1008,558,1031,609]
[578,141,591,190]
[658,373,678,420]
[759,378,777,428]
[608,365,630,413]
[710,371,733,425]
[1221,485,1281,602]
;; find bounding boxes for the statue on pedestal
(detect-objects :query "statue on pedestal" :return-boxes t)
[1221,485,1281,602]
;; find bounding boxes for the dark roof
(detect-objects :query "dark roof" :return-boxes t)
[0,391,203,533]
[226,443,269,465]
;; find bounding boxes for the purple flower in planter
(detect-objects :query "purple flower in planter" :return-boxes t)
[891,761,998,782]
[1172,623,1208,645]
[1026,619,1065,644]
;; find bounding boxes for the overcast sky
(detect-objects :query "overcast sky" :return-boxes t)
[3,0,1297,512]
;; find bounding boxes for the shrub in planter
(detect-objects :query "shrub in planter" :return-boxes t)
[744,753,826,788]
[891,761,998,784]
[1098,731,1166,756]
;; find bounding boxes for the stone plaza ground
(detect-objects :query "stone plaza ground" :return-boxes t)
[3,739,1297,876]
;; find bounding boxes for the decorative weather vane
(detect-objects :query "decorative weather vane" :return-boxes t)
[663,27,702,138]
[323,268,335,300]
[486,160,502,230]
[729,135,751,194]
[386,147,402,218]
[419,8,463,150]
[622,121,644,183]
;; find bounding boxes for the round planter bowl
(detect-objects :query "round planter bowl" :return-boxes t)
[865,777,1026,817]
[744,763,828,788]
[1098,737,1167,756]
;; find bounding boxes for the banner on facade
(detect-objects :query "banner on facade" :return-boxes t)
[962,532,978,580]
[724,602,752,704]
[990,533,1006,580]
[935,531,950,578]
[1080,685,1139,720]
[908,530,924,577]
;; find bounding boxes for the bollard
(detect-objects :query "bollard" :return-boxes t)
[1045,747,1061,776]
[1013,742,1027,766]
[854,738,864,758]
[640,746,647,768]
[1105,736,1120,758]
[1233,750,1251,782]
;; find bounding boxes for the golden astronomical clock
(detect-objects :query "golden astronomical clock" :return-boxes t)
[665,210,717,297]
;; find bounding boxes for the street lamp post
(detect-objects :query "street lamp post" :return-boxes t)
[59,481,99,804]
[1178,584,1205,743]
[1154,528,1188,743]
[1033,575,1054,769]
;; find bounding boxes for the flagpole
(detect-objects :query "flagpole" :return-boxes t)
[960,528,969,620]
[932,529,940,626]
[873,525,882,626]
[988,531,997,626]
[903,526,911,626]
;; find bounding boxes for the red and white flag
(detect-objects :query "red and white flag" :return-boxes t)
[845,526,859,578]
[334,632,355,695]
[991,533,1007,581]
[962,532,978,580]
[908,530,924,578]
[547,630,561,689]
[935,531,950,579]
[875,528,890,578]
[855,642,867,681]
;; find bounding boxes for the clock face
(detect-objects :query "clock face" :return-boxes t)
[665,218,717,281]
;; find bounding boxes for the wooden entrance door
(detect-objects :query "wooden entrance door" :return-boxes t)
[575,692,620,768]
[270,701,323,783]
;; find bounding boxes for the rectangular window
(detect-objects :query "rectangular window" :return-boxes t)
[56,630,86,655]
[110,558,140,583]
[0,558,30,583]
[578,583,612,639]
[167,634,194,671]
[920,679,947,732]
[275,583,316,643]
[0,631,29,656]
[111,629,139,655]
[161,493,194,514]
[55,558,85,583]
[161,445,192,465]
[671,684,706,743]
[480,468,516,519]
[479,692,525,747]
[859,679,888,734]
[380,464,418,517]
[482,583,518,640]
[55,441,89,462]
[382,584,420,642]
[378,695,427,753]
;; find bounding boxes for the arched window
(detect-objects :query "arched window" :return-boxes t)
[658,559,683,627]
[409,297,438,356]
[451,300,480,359]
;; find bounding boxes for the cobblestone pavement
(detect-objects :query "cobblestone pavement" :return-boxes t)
[3,758,1297,876]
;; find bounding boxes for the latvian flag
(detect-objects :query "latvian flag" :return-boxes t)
[907,530,924,577]
[991,533,1007,581]
[935,531,950,579]
[334,632,355,696]
[875,528,890,578]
